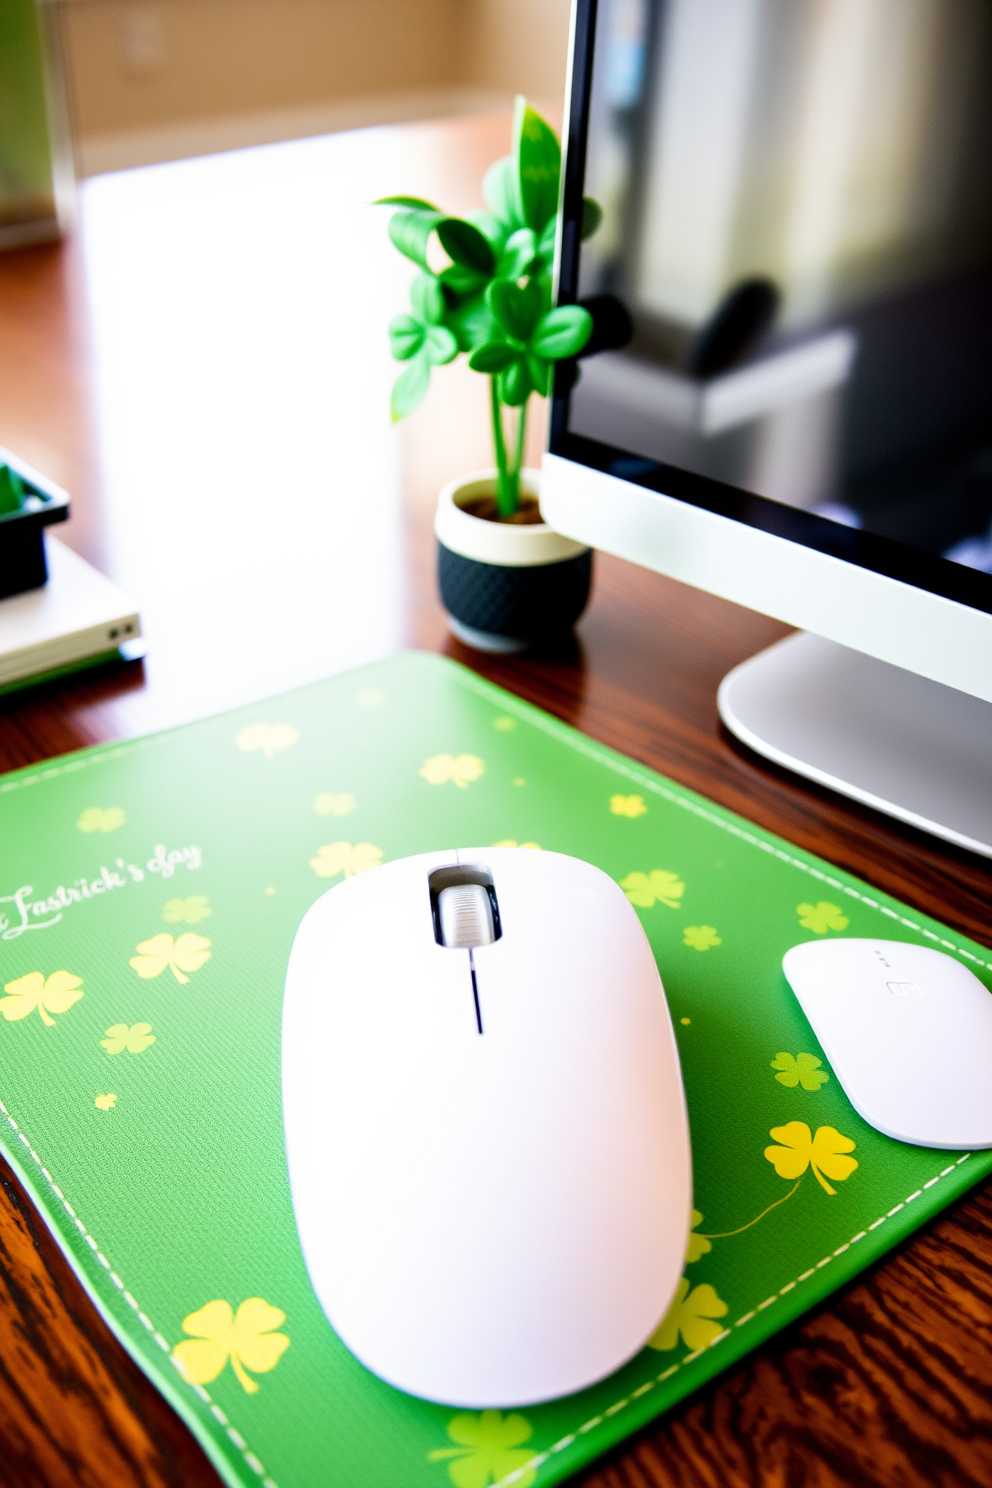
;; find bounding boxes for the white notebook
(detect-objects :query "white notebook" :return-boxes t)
[0,535,141,689]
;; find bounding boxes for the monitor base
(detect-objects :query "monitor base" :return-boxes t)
[718,633,992,859]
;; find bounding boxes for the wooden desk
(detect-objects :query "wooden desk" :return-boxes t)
[1,115,990,1488]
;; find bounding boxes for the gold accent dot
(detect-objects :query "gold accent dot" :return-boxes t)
[680,1017,691,1025]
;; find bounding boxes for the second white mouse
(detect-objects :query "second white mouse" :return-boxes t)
[783,938,992,1149]
[282,847,692,1408]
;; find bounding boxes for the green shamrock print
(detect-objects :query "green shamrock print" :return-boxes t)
[797,901,849,934]
[771,1052,829,1090]
[683,925,720,950]
[686,1209,712,1263]
[76,806,125,833]
[163,896,212,925]
[101,1023,155,1055]
[429,1410,537,1488]
[620,869,684,909]
[648,1278,728,1352]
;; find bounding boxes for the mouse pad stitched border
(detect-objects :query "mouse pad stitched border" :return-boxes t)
[1,650,989,1488]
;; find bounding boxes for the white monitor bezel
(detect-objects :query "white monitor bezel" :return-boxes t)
[541,452,992,703]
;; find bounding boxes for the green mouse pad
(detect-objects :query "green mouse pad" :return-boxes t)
[1,651,989,1488]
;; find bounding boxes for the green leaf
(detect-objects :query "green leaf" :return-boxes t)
[529,305,593,360]
[388,209,442,267]
[0,464,25,516]
[439,263,489,298]
[532,265,556,310]
[526,355,550,397]
[468,341,517,373]
[466,210,510,251]
[537,216,557,260]
[497,357,532,407]
[581,197,603,240]
[437,218,496,275]
[496,227,538,281]
[391,354,431,421]
[487,278,542,342]
[447,292,495,353]
[373,195,441,211]
[514,97,561,232]
[482,156,523,231]
[533,269,554,316]
[410,272,446,326]
[388,313,425,361]
[424,324,458,365]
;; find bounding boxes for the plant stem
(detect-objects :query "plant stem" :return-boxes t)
[511,396,528,512]
[490,377,513,517]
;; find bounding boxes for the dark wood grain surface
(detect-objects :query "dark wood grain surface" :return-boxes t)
[0,114,990,1488]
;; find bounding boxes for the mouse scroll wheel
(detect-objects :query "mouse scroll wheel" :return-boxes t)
[438,883,495,948]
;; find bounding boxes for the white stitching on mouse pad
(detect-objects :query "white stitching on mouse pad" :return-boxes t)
[0,1097,280,1488]
[490,1154,973,1487]
[1,667,987,968]
[6,1069,973,1488]
[453,669,992,974]
[1,663,987,1488]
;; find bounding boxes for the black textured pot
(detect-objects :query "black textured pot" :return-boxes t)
[434,470,592,653]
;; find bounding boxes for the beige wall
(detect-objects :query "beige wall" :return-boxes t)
[55,0,571,160]
[61,0,460,134]
[459,0,571,108]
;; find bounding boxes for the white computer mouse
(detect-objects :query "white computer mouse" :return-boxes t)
[282,846,692,1408]
[783,938,992,1149]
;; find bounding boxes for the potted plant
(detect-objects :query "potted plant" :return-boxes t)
[0,449,70,600]
[378,98,601,653]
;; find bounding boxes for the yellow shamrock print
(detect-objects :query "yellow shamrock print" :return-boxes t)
[620,869,685,909]
[683,925,721,950]
[764,1122,858,1195]
[95,1093,117,1110]
[429,1410,536,1488]
[797,901,849,934]
[1,971,84,1027]
[648,1278,728,1352]
[771,1052,829,1090]
[492,715,516,731]
[313,791,357,817]
[420,754,485,789]
[686,1209,712,1264]
[235,723,299,758]
[163,896,212,925]
[491,840,540,850]
[172,1298,289,1394]
[101,1023,155,1054]
[130,933,211,984]
[610,794,647,818]
[309,841,383,879]
[76,806,126,833]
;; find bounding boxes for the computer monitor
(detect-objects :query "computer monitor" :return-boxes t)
[542,0,992,857]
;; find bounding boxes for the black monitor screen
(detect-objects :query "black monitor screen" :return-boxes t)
[558,0,992,586]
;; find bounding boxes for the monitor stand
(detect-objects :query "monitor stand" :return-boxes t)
[717,632,992,859]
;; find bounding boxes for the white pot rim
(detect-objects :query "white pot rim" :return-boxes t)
[434,468,590,568]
